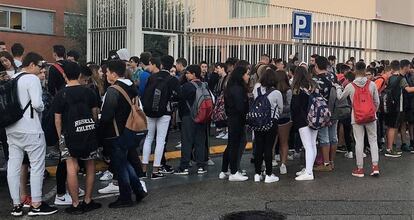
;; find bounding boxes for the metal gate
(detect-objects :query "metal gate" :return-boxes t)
[88,0,379,65]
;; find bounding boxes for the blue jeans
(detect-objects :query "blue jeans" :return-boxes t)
[112,129,147,201]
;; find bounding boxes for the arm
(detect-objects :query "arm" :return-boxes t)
[55,113,62,138]
[100,88,118,123]
[284,90,292,114]
[170,77,182,102]
[372,83,380,110]
[232,86,246,114]
[405,86,414,93]
[275,91,284,115]
[28,76,44,112]
[336,83,351,101]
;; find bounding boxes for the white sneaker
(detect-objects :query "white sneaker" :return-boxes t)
[98,182,119,194]
[219,171,230,180]
[296,168,306,176]
[100,170,113,181]
[280,163,287,175]
[287,155,294,161]
[295,172,314,181]
[240,169,247,176]
[207,159,215,166]
[54,193,72,205]
[363,153,367,158]
[272,160,278,167]
[216,132,225,139]
[140,180,147,193]
[78,188,85,197]
[264,174,279,183]
[221,133,228,140]
[229,172,248,182]
[254,174,263,182]
[345,152,354,159]
[275,154,281,162]
[174,142,182,149]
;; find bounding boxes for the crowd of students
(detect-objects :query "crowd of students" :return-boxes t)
[1,40,414,217]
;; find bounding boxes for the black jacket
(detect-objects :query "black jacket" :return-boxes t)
[179,80,202,118]
[100,79,138,139]
[291,89,310,130]
[48,60,68,96]
[224,84,248,122]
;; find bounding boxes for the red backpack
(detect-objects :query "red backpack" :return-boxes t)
[351,82,376,124]
[187,81,214,124]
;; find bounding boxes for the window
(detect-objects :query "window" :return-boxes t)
[0,8,23,30]
[230,0,269,19]
[0,6,54,34]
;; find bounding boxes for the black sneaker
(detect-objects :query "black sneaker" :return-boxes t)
[159,165,174,174]
[81,200,102,213]
[108,198,134,209]
[139,172,147,179]
[174,168,189,175]
[401,143,411,152]
[336,146,347,153]
[28,202,58,216]
[151,172,165,179]
[65,205,84,215]
[11,204,23,217]
[197,167,207,174]
[135,191,148,203]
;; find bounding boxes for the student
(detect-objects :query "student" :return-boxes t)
[54,61,101,214]
[67,50,80,63]
[129,56,140,85]
[335,61,380,177]
[100,60,147,208]
[274,70,292,175]
[48,45,68,96]
[6,52,58,216]
[138,52,152,97]
[175,57,188,78]
[252,68,283,183]
[11,43,24,68]
[0,51,18,77]
[399,60,413,152]
[213,63,229,139]
[142,55,180,179]
[291,66,318,181]
[220,66,250,181]
[384,60,414,157]
[175,65,209,175]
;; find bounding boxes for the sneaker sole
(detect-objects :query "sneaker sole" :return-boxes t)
[295,177,314,181]
[384,154,401,158]
[370,172,380,177]
[351,173,364,178]
[197,172,207,174]
[54,201,73,206]
[159,171,175,174]
[11,212,23,217]
[98,190,119,194]
[174,172,189,175]
[28,210,58,216]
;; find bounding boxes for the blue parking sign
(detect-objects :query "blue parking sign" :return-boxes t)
[292,12,312,40]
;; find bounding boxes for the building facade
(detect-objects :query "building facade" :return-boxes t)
[0,0,86,61]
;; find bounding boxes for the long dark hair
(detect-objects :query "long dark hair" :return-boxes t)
[0,51,17,71]
[226,66,248,92]
[292,66,316,94]
[275,70,290,94]
[259,68,277,89]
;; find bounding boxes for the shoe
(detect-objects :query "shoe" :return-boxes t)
[159,165,175,174]
[221,133,228,140]
[140,180,147,193]
[11,204,23,217]
[279,163,287,175]
[401,143,411,152]
[81,200,102,213]
[275,154,281,162]
[174,168,189,175]
[174,142,182,149]
[151,172,165,179]
[108,199,134,209]
[385,149,402,158]
[296,168,306,176]
[393,145,403,155]
[219,171,230,180]
[287,155,294,161]
[139,172,147,179]
[344,151,354,159]
[135,191,148,203]
[229,172,248,182]
[265,174,279,183]
[99,170,113,181]
[336,146,347,153]
[363,153,367,158]
[295,172,314,181]
[370,165,380,177]
[314,164,332,172]
[207,158,215,166]
[65,204,84,215]
[197,167,207,174]
[254,174,263,182]
[28,202,58,216]
[78,188,85,197]
[21,195,32,208]
[352,168,364,177]
[54,193,72,205]
[240,170,247,176]
[98,182,119,194]
[272,160,278,167]
[215,132,225,139]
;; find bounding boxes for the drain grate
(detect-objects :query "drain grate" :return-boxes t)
[221,210,287,220]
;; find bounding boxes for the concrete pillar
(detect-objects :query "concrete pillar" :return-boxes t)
[127,0,143,56]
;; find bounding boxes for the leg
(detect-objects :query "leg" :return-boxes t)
[352,124,365,169]
[228,118,242,174]
[254,131,265,175]
[342,118,353,152]
[56,158,67,196]
[7,134,24,205]
[180,116,194,169]
[264,124,278,176]
[20,163,29,201]
[127,148,144,177]
[299,127,317,175]
[236,128,247,171]
[26,134,46,207]
[318,127,330,165]
[386,128,397,150]
[112,139,132,201]
[153,115,171,169]
[194,123,207,168]
[365,121,379,166]
[329,121,339,165]
[84,160,95,204]
[279,122,292,165]
[221,147,230,173]
[66,158,80,206]
[142,117,157,171]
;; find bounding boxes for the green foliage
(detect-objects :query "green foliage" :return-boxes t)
[64,14,87,62]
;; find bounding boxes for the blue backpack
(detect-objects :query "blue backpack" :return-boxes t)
[307,91,331,130]
[247,88,278,131]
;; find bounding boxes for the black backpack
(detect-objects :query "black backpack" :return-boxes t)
[143,73,172,118]
[0,73,32,128]
[383,75,403,113]
[62,89,98,158]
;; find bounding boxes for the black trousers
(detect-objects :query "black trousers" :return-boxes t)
[254,123,278,176]
[339,117,353,152]
[0,129,9,161]
[221,117,246,174]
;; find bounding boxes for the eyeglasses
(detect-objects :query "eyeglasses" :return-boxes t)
[36,61,47,69]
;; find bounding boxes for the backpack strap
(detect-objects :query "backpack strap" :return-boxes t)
[52,63,65,78]
[14,73,33,118]
[110,85,140,136]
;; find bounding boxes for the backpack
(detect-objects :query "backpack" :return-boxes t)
[246,88,277,131]
[383,75,403,113]
[307,91,331,130]
[111,85,147,135]
[329,87,351,120]
[186,81,214,124]
[0,73,33,128]
[142,73,172,118]
[211,92,227,123]
[351,82,377,124]
[62,89,98,158]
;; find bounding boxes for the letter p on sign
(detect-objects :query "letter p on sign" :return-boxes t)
[295,16,307,36]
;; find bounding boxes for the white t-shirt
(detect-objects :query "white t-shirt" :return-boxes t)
[253,83,283,119]
[5,72,44,134]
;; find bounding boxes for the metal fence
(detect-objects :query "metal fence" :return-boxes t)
[88,0,380,65]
